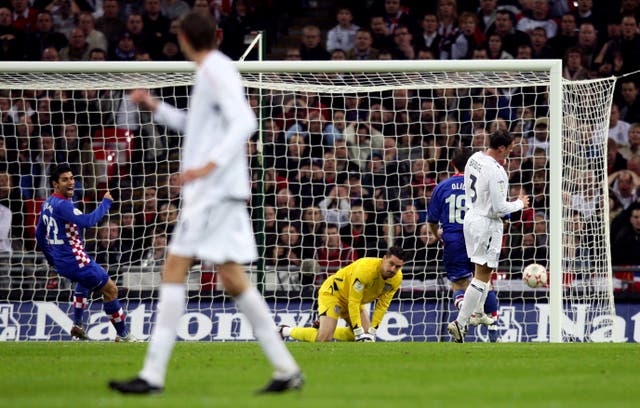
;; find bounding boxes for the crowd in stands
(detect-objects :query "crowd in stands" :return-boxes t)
[1,0,640,290]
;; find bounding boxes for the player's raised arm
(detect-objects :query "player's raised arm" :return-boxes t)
[129,89,188,133]
[55,192,112,228]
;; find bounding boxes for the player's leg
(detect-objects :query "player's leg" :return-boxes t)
[109,253,191,394]
[70,283,89,340]
[218,261,302,393]
[99,278,131,340]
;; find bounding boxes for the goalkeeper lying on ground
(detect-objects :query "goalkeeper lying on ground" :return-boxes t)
[279,246,404,342]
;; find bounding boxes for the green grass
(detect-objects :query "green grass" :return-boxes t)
[0,342,638,408]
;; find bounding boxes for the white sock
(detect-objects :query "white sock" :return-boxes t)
[474,284,490,316]
[139,283,185,387]
[235,287,299,378]
[457,278,488,326]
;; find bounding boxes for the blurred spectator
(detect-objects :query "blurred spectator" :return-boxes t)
[87,220,131,279]
[11,0,38,33]
[394,202,421,261]
[346,28,379,60]
[517,0,558,38]
[383,0,419,37]
[300,205,325,259]
[139,230,167,267]
[270,222,302,269]
[109,30,136,60]
[41,45,61,60]
[620,125,640,161]
[59,28,91,60]
[528,117,550,155]
[369,13,393,51]
[314,223,357,273]
[77,11,107,54]
[436,0,459,52]
[596,13,640,75]
[284,46,301,60]
[219,0,261,61]
[414,223,440,276]
[608,102,631,146]
[562,47,589,80]
[0,172,22,249]
[118,205,146,264]
[88,47,107,60]
[487,32,513,59]
[390,24,416,59]
[125,12,154,57]
[48,0,81,38]
[141,0,171,60]
[25,11,68,61]
[20,134,60,200]
[416,12,442,59]
[160,0,190,21]
[299,24,330,60]
[340,203,376,259]
[529,26,554,58]
[0,7,25,60]
[448,11,485,60]
[515,43,533,59]
[274,187,300,222]
[157,201,178,236]
[618,79,640,124]
[548,13,578,58]
[330,48,346,60]
[477,0,497,33]
[344,122,384,171]
[326,6,359,53]
[575,22,600,74]
[318,183,350,228]
[608,169,639,209]
[607,137,628,174]
[611,201,640,265]
[489,8,529,57]
[95,0,125,47]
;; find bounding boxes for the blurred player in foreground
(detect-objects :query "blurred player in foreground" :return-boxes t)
[36,163,136,342]
[427,148,499,342]
[448,130,529,343]
[279,246,404,342]
[108,11,303,395]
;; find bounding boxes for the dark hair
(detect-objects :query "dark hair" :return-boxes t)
[489,129,514,150]
[452,147,472,172]
[178,11,217,51]
[50,163,73,186]
[385,246,405,261]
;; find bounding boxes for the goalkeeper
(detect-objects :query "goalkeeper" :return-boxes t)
[280,246,404,342]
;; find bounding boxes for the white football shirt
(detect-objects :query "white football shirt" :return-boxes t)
[464,151,523,220]
[153,50,258,212]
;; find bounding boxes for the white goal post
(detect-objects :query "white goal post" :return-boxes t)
[0,60,617,342]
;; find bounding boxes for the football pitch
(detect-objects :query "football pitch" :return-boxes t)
[1,342,638,408]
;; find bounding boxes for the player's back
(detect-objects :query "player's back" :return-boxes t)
[464,151,507,219]
[428,174,465,237]
[38,195,92,272]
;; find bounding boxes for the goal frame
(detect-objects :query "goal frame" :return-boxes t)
[0,59,585,342]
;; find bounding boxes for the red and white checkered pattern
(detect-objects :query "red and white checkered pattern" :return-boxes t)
[110,308,125,323]
[66,223,90,268]
[73,296,88,309]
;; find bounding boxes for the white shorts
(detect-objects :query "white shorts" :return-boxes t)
[169,200,258,264]
[463,215,503,269]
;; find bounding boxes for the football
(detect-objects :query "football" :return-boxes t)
[522,263,548,288]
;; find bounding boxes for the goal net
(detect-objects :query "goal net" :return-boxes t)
[0,60,618,342]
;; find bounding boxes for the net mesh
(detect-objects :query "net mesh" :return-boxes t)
[0,63,617,342]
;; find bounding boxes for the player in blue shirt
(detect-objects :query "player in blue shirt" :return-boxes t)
[427,148,499,342]
[35,164,136,342]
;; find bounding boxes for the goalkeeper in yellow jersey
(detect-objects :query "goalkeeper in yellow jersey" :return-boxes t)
[279,246,405,342]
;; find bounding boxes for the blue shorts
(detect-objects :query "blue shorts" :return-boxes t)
[442,238,474,283]
[58,262,110,292]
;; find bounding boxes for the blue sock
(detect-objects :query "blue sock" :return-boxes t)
[103,299,127,337]
[453,290,465,310]
[483,290,498,319]
[73,284,89,326]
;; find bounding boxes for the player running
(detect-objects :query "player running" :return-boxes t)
[447,130,529,343]
[35,163,137,342]
[279,246,404,342]
[427,147,499,342]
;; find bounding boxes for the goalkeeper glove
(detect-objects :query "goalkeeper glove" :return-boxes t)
[353,327,375,342]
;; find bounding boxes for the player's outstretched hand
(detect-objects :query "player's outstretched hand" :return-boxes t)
[104,191,113,201]
[129,89,158,112]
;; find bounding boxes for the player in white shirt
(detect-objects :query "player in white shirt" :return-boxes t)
[448,130,529,342]
[109,11,303,394]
